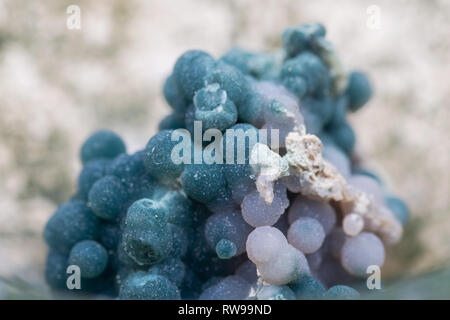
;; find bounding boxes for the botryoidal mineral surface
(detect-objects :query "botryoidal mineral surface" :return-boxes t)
[44,23,409,300]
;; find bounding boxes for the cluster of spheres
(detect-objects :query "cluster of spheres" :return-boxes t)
[44,23,409,300]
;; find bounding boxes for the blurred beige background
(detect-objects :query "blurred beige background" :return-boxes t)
[0,0,448,297]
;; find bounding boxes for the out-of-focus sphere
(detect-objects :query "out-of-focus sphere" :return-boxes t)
[246,226,286,265]
[236,260,258,284]
[282,175,302,193]
[322,144,351,178]
[341,232,385,277]
[287,196,336,234]
[348,175,384,204]
[287,217,325,254]
[342,213,364,237]
[326,228,347,259]
[241,182,289,227]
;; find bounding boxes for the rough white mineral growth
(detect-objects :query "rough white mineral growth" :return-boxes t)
[246,226,310,285]
[250,130,403,245]
[340,232,385,277]
[249,142,289,204]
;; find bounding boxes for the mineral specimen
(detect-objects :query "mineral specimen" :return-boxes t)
[44,22,409,300]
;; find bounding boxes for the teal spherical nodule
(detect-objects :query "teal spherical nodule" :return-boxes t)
[282,23,326,58]
[221,123,259,164]
[205,61,250,107]
[289,274,325,300]
[205,211,251,258]
[119,272,181,300]
[173,50,216,99]
[45,250,68,289]
[158,113,185,131]
[149,257,186,287]
[143,130,186,182]
[328,122,356,155]
[215,239,237,260]
[88,175,127,220]
[299,97,334,135]
[220,47,253,75]
[77,159,111,200]
[167,224,189,258]
[152,187,194,227]
[108,152,145,179]
[99,221,120,251]
[193,84,238,132]
[237,90,265,126]
[121,199,173,266]
[80,130,126,164]
[221,123,259,202]
[44,200,100,254]
[163,74,189,115]
[181,163,227,204]
[346,71,372,112]
[68,240,108,279]
[386,196,410,225]
[281,52,329,98]
[126,198,168,228]
[323,285,360,300]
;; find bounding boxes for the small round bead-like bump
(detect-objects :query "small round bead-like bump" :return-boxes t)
[80,130,126,164]
[68,240,108,279]
[343,213,364,237]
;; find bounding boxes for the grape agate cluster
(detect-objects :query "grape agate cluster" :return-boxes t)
[44,23,409,300]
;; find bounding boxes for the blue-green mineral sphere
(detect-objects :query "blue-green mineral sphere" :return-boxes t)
[143,130,186,182]
[386,196,410,225]
[45,249,68,289]
[323,285,360,300]
[88,175,127,220]
[80,130,126,164]
[68,240,108,279]
[121,199,173,266]
[44,200,100,254]
[173,50,216,99]
[181,163,227,203]
[346,71,372,112]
